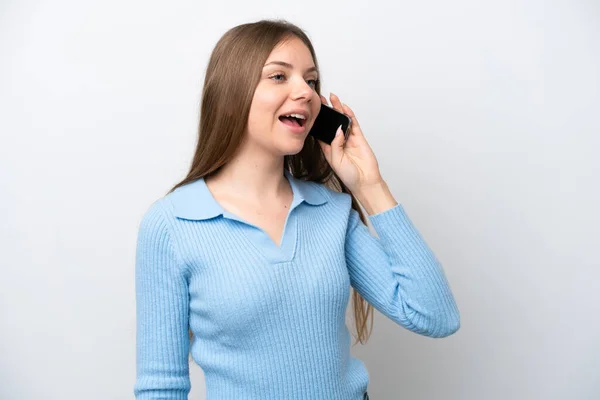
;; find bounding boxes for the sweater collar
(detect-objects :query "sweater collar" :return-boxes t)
[170,169,328,221]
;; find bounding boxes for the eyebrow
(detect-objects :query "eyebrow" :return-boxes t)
[263,61,318,74]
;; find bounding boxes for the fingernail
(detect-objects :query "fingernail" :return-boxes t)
[336,125,342,136]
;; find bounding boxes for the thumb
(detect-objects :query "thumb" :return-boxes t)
[330,125,345,161]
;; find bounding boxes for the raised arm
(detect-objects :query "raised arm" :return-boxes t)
[345,200,460,338]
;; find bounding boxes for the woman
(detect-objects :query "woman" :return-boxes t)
[134,19,460,400]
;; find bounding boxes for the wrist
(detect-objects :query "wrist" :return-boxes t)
[353,180,398,216]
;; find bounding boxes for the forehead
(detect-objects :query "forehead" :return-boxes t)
[265,36,314,65]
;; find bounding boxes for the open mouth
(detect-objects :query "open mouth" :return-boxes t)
[278,115,306,128]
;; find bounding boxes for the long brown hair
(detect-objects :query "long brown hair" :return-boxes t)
[167,19,374,346]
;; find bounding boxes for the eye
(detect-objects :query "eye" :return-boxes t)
[269,73,319,89]
[269,73,286,82]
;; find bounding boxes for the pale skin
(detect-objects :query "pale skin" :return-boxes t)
[205,37,397,247]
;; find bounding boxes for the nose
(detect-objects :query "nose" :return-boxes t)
[290,77,313,102]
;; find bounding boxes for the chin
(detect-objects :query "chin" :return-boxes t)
[278,138,306,156]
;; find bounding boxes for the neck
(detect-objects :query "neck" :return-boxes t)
[207,145,290,204]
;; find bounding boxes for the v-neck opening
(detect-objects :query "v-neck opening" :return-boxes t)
[241,211,298,264]
[205,171,302,264]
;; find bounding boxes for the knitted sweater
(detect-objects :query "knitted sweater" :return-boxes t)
[134,169,460,399]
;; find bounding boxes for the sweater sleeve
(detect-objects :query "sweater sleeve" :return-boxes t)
[134,201,191,399]
[345,203,460,338]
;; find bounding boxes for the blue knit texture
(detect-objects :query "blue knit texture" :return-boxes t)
[134,171,460,399]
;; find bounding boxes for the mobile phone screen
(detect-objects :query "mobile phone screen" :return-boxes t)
[308,103,352,144]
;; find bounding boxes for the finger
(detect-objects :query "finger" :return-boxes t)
[341,103,360,129]
[319,94,329,106]
[341,103,364,137]
[331,125,346,161]
[329,92,344,113]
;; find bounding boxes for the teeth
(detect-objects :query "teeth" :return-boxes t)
[284,113,306,119]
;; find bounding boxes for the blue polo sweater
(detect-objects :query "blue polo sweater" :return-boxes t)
[134,169,460,399]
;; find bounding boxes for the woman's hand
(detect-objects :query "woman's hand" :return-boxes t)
[317,93,383,193]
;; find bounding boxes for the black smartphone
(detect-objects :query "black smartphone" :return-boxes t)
[308,103,352,145]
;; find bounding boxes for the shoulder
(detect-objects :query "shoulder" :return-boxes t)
[308,181,365,236]
[136,196,188,257]
[137,197,172,238]
[309,180,353,209]
[137,185,194,242]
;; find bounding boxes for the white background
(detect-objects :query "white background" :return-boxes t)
[1,0,599,399]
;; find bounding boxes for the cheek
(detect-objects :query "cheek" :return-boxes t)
[254,87,283,113]
[248,93,276,128]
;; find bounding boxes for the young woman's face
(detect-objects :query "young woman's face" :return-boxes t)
[246,36,321,155]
